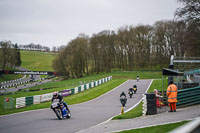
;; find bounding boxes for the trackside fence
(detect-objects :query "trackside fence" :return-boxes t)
[16,76,112,108]
[177,86,200,107]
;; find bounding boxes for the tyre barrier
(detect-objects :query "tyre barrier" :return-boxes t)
[16,76,112,108]
[0,79,33,90]
[142,93,157,115]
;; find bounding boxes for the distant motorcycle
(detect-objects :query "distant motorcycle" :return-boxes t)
[120,95,127,107]
[136,76,139,82]
[51,102,71,120]
[133,85,137,94]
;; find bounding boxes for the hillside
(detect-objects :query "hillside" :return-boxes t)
[20,50,56,71]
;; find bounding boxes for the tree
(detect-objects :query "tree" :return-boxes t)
[175,0,200,24]
[175,0,200,56]
[52,46,57,52]
[14,44,21,66]
[0,41,19,69]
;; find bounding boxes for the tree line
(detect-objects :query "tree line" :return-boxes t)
[53,0,200,79]
[18,43,50,52]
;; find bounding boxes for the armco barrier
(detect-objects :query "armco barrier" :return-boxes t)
[81,85,84,92]
[177,86,200,107]
[74,87,78,94]
[91,82,94,88]
[15,76,112,108]
[89,83,91,88]
[25,96,33,106]
[33,95,40,104]
[16,97,25,108]
[86,83,89,89]
[60,89,71,97]
[71,88,75,95]
[40,93,53,102]
[78,86,81,93]
[84,84,87,90]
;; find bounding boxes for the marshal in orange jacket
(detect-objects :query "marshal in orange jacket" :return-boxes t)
[166,84,178,103]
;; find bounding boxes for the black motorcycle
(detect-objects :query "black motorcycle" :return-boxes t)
[120,95,127,107]
[136,76,139,82]
[128,90,134,98]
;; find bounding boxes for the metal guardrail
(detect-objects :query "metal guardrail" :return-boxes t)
[177,86,200,107]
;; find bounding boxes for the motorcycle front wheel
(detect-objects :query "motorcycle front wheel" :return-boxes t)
[55,109,62,120]
[66,112,71,118]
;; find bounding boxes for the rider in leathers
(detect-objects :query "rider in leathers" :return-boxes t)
[51,92,70,113]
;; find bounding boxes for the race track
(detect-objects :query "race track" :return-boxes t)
[0,79,152,133]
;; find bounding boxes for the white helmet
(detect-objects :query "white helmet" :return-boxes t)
[53,91,58,97]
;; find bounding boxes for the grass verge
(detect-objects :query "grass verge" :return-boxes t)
[0,74,23,82]
[116,120,190,133]
[112,102,143,120]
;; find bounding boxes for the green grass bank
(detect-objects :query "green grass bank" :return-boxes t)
[116,120,189,133]
[20,50,56,71]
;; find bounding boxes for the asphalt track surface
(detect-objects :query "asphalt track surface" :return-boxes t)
[0,79,152,133]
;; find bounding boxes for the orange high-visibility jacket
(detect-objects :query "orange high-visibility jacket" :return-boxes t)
[166,84,178,103]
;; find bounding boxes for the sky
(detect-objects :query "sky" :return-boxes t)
[0,0,181,49]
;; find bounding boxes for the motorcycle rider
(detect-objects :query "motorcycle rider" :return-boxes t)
[51,91,70,113]
[133,85,137,93]
[120,91,127,107]
[120,91,127,98]
[128,87,134,93]
[128,87,134,98]
[136,75,139,81]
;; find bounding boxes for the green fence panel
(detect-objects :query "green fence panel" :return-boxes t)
[94,81,96,87]
[78,86,81,92]
[71,88,75,95]
[25,96,33,106]
[84,84,87,90]
[89,83,91,88]
[177,86,200,107]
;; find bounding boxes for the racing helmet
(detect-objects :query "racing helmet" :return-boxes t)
[53,91,58,97]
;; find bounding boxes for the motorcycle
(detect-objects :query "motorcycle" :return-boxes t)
[136,76,139,82]
[128,90,133,98]
[120,95,127,107]
[133,85,137,94]
[51,102,71,120]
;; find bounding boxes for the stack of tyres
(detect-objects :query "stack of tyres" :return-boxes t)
[145,93,157,115]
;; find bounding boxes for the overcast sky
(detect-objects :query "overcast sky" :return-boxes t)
[0,0,180,49]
